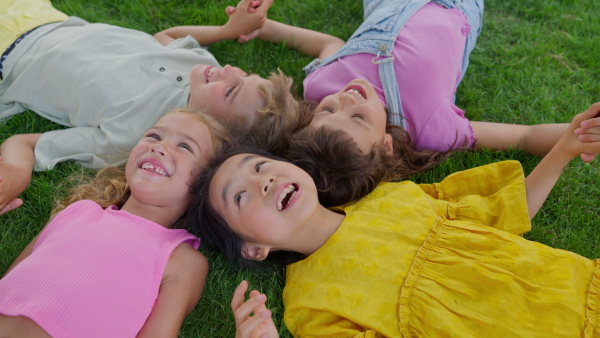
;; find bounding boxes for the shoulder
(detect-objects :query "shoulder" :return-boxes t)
[166,243,209,280]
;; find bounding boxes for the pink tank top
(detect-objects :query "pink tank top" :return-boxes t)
[303,3,476,151]
[0,200,200,337]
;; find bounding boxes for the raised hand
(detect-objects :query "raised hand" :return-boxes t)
[225,0,273,43]
[232,280,279,338]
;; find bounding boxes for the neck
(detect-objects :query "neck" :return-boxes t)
[293,207,345,256]
[121,198,180,228]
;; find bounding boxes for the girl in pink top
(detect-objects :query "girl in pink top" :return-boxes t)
[229,0,597,167]
[0,108,238,337]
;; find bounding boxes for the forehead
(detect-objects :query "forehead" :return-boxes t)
[157,112,214,155]
[212,154,257,185]
[235,77,273,121]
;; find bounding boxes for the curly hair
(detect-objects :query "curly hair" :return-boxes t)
[51,107,232,226]
[240,70,314,156]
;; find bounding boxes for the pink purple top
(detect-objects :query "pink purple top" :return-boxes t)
[303,3,476,151]
[0,200,200,337]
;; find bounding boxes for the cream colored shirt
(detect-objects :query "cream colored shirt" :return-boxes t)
[0,17,219,170]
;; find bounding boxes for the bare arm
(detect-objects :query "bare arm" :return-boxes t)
[136,244,208,338]
[524,103,600,219]
[471,121,568,157]
[253,19,346,59]
[0,133,41,215]
[154,0,271,46]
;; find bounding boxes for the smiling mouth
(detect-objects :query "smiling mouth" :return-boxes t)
[344,85,367,99]
[277,184,298,211]
[141,162,168,176]
[205,66,217,82]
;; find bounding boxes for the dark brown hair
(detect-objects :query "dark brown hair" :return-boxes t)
[285,125,453,207]
[188,145,303,267]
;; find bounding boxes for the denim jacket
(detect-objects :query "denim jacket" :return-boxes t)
[304,0,462,127]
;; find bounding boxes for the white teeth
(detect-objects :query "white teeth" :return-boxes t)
[345,88,364,98]
[141,162,167,176]
[207,67,217,82]
[277,185,297,211]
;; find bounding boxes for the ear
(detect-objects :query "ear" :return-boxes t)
[241,244,270,261]
[383,133,394,156]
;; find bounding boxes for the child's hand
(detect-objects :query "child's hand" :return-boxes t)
[0,156,27,215]
[574,106,600,163]
[555,103,600,162]
[232,280,279,338]
[225,0,272,43]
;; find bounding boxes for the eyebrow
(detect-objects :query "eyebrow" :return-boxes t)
[221,154,259,207]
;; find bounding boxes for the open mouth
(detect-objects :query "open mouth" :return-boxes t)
[277,183,298,211]
[205,66,218,82]
[344,84,367,99]
[141,162,168,177]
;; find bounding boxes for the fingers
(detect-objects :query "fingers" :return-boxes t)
[226,6,236,16]
[254,0,273,15]
[580,152,598,163]
[234,292,267,324]
[238,308,273,338]
[0,198,23,216]
[231,280,250,311]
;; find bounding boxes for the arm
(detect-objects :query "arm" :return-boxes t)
[136,244,209,338]
[224,1,345,59]
[232,280,278,338]
[251,19,346,59]
[524,103,600,219]
[0,133,42,215]
[153,0,272,46]
[471,121,568,157]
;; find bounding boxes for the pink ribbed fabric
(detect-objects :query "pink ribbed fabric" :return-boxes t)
[0,200,199,337]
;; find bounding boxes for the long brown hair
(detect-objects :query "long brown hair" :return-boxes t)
[285,125,454,207]
[51,108,231,221]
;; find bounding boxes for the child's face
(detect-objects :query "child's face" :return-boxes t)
[126,112,213,214]
[311,79,393,155]
[188,64,272,125]
[209,153,321,259]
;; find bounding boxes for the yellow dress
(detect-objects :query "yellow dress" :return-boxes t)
[284,161,600,337]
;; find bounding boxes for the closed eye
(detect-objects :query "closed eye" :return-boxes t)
[353,114,365,120]
[178,143,192,152]
[255,161,266,172]
[226,85,236,97]
[317,107,334,114]
[235,191,245,206]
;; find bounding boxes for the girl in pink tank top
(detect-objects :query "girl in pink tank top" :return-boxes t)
[0,108,233,337]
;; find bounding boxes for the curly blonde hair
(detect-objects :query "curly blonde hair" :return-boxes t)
[51,107,231,220]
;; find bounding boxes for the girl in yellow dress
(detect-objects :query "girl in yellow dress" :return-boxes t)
[190,103,600,337]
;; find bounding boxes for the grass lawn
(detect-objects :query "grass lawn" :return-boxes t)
[1,0,599,336]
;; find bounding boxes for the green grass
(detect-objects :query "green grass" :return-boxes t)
[1,0,599,336]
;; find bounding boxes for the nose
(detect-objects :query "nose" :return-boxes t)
[339,92,358,109]
[150,142,167,156]
[258,175,276,196]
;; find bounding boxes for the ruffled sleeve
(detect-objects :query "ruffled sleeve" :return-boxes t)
[418,161,531,235]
